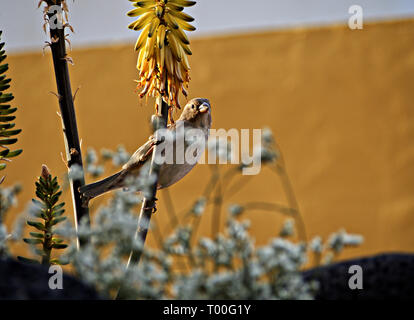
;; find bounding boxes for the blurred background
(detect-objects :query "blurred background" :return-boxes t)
[1,0,414,261]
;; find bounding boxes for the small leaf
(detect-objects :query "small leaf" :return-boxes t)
[0,115,15,122]
[17,256,39,264]
[0,83,9,91]
[52,202,65,211]
[0,138,17,145]
[0,122,14,129]
[5,149,22,158]
[50,191,62,205]
[27,220,46,231]
[0,63,9,74]
[0,93,13,103]
[1,129,22,137]
[23,238,43,245]
[52,209,65,217]
[35,181,46,192]
[29,232,44,239]
[52,243,68,250]
[0,77,11,85]
[50,258,69,266]
[51,216,67,226]
[35,190,44,200]
[0,107,16,115]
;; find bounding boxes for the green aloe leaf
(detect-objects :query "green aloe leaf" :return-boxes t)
[0,63,8,74]
[0,123,14,129]
[0,93,13,103]
[1,129,22,137]
[4,149,22,158]
[0,107,17,115]
[0,115,15,122]
[0,76,11,84]
[0,138,18,145]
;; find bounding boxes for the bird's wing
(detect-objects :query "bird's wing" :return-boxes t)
[122,123,178,172]
[122,135,158,172]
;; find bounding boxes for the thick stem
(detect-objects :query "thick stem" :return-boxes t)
[46,1,90,244]
[116,98,169,300]
[129,99,169,263]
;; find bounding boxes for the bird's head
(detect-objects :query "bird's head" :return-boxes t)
[178,98,212,129]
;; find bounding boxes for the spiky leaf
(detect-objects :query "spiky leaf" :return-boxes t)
[0,31,22,175]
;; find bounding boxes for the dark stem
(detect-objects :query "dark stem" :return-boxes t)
[130,99,169,262]
[42,217,52,265]
[116,98,169,300]
[46,0,90,244]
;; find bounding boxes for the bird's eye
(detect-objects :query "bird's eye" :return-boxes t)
[191,105,195,109]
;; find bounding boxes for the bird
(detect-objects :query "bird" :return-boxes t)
[79,98,212,207]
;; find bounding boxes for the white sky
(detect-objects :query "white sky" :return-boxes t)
[1,0,414,52]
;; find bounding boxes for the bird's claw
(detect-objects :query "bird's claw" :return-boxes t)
[144,199,158,214]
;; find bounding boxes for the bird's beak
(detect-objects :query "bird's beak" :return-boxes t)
[199,102,209,113]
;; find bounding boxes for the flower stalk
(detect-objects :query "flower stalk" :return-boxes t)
[130,97,169,263]
[116,96,169,300]
[41,0,90,244]
[117,0,197,298]
[125,0,197,263]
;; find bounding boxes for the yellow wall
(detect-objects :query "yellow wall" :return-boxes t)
[4,18,414,260]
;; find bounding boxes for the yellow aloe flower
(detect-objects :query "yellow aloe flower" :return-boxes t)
[128,0,196,119]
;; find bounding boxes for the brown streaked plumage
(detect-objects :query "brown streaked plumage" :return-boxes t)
[79,98,212,206]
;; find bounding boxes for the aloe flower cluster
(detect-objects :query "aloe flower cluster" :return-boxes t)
[128,0,196,117]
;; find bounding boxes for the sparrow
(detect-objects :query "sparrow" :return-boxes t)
[79,98,212,207]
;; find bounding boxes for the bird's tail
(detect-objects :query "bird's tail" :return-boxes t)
[79,171,124,207]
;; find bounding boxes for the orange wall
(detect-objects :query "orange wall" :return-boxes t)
[3,18,414,260]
